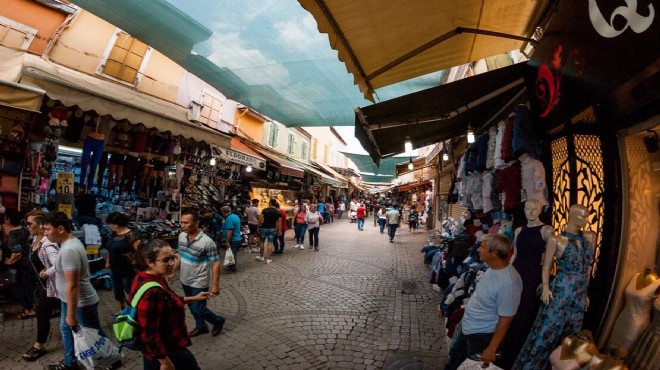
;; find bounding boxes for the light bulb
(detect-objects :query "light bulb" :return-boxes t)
[404,139,413,153]
[245,165,253,172]
[442,152,449,161]
[467,129,475,144]
[210,158,217,166]
[407,162,414,170]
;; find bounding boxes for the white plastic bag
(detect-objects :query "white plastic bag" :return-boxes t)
[457,359,503,370]
[72,326,122,370]
[223,247,236,267]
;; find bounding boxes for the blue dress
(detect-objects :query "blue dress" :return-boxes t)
[512,231,593,370]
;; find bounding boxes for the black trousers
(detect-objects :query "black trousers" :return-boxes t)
[34,283,61,344]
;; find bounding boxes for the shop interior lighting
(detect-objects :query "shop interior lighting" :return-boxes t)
[245,165,253,172]
[467,126,475,144]
[404,138,413,153]
[407,157,414,170]
[442,147,449,161]
[209,157,217,166]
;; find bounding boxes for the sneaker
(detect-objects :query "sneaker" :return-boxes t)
[299,245,305,250]
[255,256,265,262]
[314,247,319,251]
[266,259,272,264]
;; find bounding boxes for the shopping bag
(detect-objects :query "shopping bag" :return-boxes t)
[72,326,122,370]
[457,359,503,370]
[223,248,236,267]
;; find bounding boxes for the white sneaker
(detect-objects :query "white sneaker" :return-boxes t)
[255,256,265,262]
[266,259,272,264]
[299,245,305,250]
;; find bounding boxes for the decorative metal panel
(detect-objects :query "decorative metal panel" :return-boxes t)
[551,137,571,233]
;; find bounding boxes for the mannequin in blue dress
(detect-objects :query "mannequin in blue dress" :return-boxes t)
[513,204,596,370]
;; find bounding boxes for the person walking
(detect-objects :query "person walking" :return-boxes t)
[408,207,419,233]
[105,212,141,317]
[317,200,329,225]
[256,199,281,264]
[444,234,522,370]
[43,212,119,370]
[132,239,210,370]
[22,210,60,362]
[293,204,308,249]
[1,209,35,319]
[386,205,401,243]
[327,203,335,223]
[377,206,387,234]
[356,203,366,231]
[220,206,241,273]
[177,210,225,338]
[305,204,322,251]
[245,199,260,252]
[272,202,288,255]
[338,202,345,219]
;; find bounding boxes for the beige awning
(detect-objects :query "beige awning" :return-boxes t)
[299,0,549,101]
[0,47,45,112]
[18,52,230,148]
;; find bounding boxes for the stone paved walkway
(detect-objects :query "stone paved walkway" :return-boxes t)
[0,216,447,369]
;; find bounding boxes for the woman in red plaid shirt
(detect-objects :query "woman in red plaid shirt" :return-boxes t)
[132,239,211,370]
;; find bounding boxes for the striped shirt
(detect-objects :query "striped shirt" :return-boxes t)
[178,231,219,288]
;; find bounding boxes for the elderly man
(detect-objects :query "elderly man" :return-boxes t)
[220,206,242,272]
[444,233,522,370]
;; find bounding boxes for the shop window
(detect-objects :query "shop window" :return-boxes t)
[287,133,294,155]
[301,142,308,160]
[323,144,329,163]
[312,138,318,159]
[99,30,151,85]
[198,90,222,128]
[0,16,37,50]
[268,122,279,148]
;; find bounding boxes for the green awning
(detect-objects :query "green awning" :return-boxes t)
[360,174,394,183]
[341,152,407,176]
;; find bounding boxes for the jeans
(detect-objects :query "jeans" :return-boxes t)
[80,136,105,189]
[294,223,307,244]
[182,284,224,331]
[144,348,201,370]
[357,218,365,230]
[308,227,319,248]
[388,224,398,240]
[444,323,493,370]
[273,233,285,253]
[61,302,104,366]
[337,210,343,219]
[377,218,386,233]
[322,212,330,224]
[34,284,60,344]
[111,270,135,303]
[259,228,276,243]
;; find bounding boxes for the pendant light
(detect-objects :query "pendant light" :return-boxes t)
[467,125,475,144]
[442,148,449,161]
[209,157,217,166]
[245,165,253,172]
[407,157,414,170]
[404,138,413,153]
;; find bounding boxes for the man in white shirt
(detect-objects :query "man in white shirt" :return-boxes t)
[244,199,260,252]
[385,206,401,243]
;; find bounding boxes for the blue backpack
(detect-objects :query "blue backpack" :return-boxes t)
[112,281,162,350]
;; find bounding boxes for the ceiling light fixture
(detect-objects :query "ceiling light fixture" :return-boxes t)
[245,165,253,172]
[407,158,414,170]
[467,126,475,144]
[404,138,413,153]
[442,147,449,161]
[210,157,217,166]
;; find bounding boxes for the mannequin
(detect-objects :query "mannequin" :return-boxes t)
[499,199,553,369]
[519,152,549,206]
[608,267,660,351]
[513,204,596,370]
[626,294,660,369]
[549,330,599,369]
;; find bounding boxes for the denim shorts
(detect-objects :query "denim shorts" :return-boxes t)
[259,228,276,242]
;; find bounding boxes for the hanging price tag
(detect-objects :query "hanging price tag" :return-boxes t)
[58,203,72,218]
[57,172,74,194]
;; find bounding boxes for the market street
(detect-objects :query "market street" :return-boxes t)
[0,217,446,370]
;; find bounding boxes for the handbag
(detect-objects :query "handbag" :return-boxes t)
[0,268,18,285]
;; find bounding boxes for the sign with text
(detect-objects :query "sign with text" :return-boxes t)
[219,147,266,170]
[56,172,74,194]
[58,203,72,218]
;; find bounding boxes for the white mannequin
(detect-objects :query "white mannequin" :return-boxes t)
[510,199,553,264]
[541,204,596,305]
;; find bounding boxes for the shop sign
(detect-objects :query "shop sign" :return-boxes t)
[58,203,72,218]
[56,172,74,194]
[525,0,659,125]
[218,148,266,170]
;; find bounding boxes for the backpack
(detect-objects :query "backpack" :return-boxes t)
[113,281,163,350]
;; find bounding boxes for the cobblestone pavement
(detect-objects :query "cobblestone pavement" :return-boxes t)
[0,216,447,370]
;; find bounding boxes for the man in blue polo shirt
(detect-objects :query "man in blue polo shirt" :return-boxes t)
[221,206,242,273]
[178,209,225,337]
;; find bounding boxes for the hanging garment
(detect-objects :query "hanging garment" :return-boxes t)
[79,135,105,190]
[466,173,483,211]
[476,133,490,172]
[490,170,503,211]
[495,161,522,211]
[520,155,549,206]
[501,115,515,162]
[513,231,593,370]
[626,295,660,369]
[494,121,507,169]
[512,105,541,159]
[482,172,494,213]
[608,273,660,351]
[466,143,479,174]
[499,224,548,369]
[486,126,497,169]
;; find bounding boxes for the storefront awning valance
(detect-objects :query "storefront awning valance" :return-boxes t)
[396,180,431,192]
[215,138,266,170]
[296,160,342,187]
[341,152,403,176]
[300,0,549,101]
[356,62,528,164]
[310,161,349,186]
[248,145,305,178]
[18,54,230,149]
[0,79,45,113]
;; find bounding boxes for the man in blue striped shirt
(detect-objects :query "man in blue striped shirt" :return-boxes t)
[178,210,225,337]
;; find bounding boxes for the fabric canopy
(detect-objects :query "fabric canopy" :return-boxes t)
[360,174,394,184]
[299,0,549,101]
[356,62,528,164]
[17,51,231,149]
[342,152,408,176]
